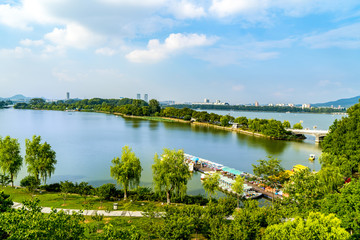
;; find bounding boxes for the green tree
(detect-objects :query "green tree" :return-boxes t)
[321,179,360,235]
[0,174,10,189]
[263,212,350,240]
[0,136,23,187]
[282,120,291,128]
[20,176,40,193]
[321,103,360,176]
[232,175,244,208]
[283,169,323,214]
[110,146,142,200]
[96,183,117,201]
[293,122,303,129]
[25,135,57,184]
[203,173,220,200]
[0,198,85,239]
[152,148,191,204]
[220,115,234,127]
[0,191,12,213]
[252,156,284,183]
[77,181,93,202]
[60,181,74,205]
[149,99,161,115]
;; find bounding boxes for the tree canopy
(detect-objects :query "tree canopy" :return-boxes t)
[0,136,23,187]
[264,212,350,240]
[152,148,191,204]
[110,146,142,200]
[322,102,360,176]
[25,135,57,184]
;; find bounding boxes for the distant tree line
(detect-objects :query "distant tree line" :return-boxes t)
[173,103,346,113]
[15,98,304,140]
[0,100,12,108]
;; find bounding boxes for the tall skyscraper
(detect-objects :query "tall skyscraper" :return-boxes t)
[144,94,148,102]
[255,101,259,107]
[136,93,141,100]
[66,92,70,100]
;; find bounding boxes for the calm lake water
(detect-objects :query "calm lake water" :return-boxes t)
[0,108,344,195]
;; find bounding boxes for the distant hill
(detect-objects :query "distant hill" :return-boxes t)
[313,95,360,108]
[0,94,32,103]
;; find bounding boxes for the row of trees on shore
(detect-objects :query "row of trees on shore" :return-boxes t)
[173,103,346,113]
[0,135,56,188]
[14,97,304,140]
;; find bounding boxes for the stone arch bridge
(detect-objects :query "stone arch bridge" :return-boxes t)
[286,129,329,143]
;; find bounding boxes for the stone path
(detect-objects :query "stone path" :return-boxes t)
[12,202,144,217]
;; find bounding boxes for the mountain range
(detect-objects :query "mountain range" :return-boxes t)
[0,94,32,102]
[312,95,360,108]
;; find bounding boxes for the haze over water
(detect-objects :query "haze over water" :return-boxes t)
[0,108,343,195]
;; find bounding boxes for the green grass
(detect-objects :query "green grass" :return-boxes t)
[138,116,177,122]
[2,186,166,211]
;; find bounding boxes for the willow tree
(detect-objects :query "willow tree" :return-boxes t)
[110,146,142,200]
[0,136,23,187]
[25,135,56,184]
[232,175,244,208]
[152,148,191,204]
[203,173,220,200]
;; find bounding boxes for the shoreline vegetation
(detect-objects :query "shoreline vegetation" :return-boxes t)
[173,103,346,114]
[14,97,306,141]
[2,101,360,239]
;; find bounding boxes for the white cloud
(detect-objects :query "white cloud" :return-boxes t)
[20,39,44,46]
[95,47,117,56]
[126,33,217,63]
[45,23,105,49]
[210,0,268,19]
[303,23,360,49]
[0,47,32,58]
[169,0,206,19]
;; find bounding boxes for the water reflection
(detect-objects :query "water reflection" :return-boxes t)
[148,120,159,130]
[236,133,288,155]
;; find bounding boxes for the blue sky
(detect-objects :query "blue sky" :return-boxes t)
[0,0,359,104]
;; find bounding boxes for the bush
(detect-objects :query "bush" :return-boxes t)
[40,183,61,192]
[96,183,118,201]
[20,176,40,192]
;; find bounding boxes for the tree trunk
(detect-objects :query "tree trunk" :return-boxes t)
[166,191,170,204]
[124,187,127,201]
[11,174,14,187]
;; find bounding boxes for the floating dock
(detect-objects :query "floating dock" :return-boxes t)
[184,153,283,200]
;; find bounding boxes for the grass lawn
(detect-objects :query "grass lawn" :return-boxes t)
[2,186,167,211]
[138,116,177,122]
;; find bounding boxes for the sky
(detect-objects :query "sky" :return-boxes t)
[0,0,359,105]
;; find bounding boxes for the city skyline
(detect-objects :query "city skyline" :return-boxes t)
[0,1,359,104]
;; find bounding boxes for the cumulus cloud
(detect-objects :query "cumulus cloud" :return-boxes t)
[95,47,117,56]
[302,23,360,49]
[126,33,217,63]
[20,39,44,46]
[169,0,206,19]
[0,47,32,58]
[45,23,105,49]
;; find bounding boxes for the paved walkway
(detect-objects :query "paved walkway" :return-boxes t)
[11,202,234,220]
[12,202,145,217]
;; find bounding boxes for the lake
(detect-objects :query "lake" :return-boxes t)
[0,108,343,195]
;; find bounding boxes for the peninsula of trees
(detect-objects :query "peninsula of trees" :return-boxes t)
[14,98,304,140]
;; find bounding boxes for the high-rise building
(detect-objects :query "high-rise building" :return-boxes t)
[66,92,70,100]
[204,98,210,103]
[255,101,259,107]
[144,94,148,102]
[136,93,141,100]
